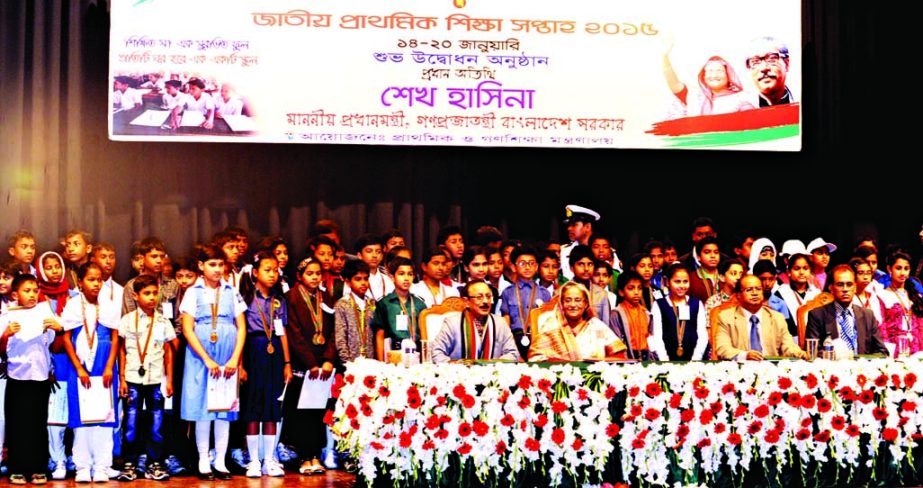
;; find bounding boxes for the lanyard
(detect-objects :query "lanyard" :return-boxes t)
[514,282,537,329]
[134,309,156,372]
[398,295,417,341]
[81,296,99,352]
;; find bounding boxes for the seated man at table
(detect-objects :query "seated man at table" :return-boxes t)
[714,274,806,361]
[431,280,520,363]
[806,264,889,356]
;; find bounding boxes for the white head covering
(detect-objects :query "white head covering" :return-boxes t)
[748,238,777,272]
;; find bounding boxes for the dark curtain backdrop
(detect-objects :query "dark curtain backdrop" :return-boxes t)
[0,1,914,280]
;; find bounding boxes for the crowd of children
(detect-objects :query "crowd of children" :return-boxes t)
[2,208,923,483]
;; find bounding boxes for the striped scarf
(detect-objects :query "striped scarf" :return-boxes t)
[460,312,493,360]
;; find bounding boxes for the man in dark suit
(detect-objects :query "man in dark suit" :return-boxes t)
[806,265,888,356]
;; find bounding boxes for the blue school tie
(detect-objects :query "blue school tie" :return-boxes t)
[749,315,763,353]
[838,308,857,353]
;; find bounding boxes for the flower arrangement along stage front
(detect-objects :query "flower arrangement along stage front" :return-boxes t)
[329,358,923,487]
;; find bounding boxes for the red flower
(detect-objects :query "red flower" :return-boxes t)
[817,398,832,413]
[644,408,661,421]
[765,431,780,443]
[754,405,770,418]
[902,401,917,412]
[518,375,533,390]
[438,414,449,423]
[710,401,722,415]
[434,428,449,439]
[905,372,918,389]
[676,425,690,438]
[801,417,813,428]
[383,433,393,440]
[699,410,714,425]
[520,420,527,431]
[578,389,588,401]
[727,432,742,445]
[680,408,695,422]
[631,437,646,449]
[473,420,489,437]
[605,386,617,400]
[874,374,888,388]
[322,411,334,426]
[714,423,726,434]
[406,385,419,398]
[630,404,643,417]
[525,438,540,451]
[899,416,909,427]
[831,416,846,430]
[892,374,902,389]
[422,440,435,450]
[629,386,640,397]
[803,373,818,389]
[669,393,682,410]
[350,419,360,430]
[498,390,510,403]
[839,387,856,402]
[774,418,786,431]
[399,432,412,448]
[518,396,532,409]
[358,394,371,406]
[370,441,384,450]
[425,414,441,430]
[795,428,811,441]
[500,414,515,427]
[846,425,860,437]
[734,405,748,418]
[383,415,394,425]
[345,404,358,419]
[436,396,447,407]
[859,389,874,404]
[552,428,566,445]
[645,383,663,397]
[722,383,736,395]
[572,437,584,450]
[748,421,763,434]
[801,395,817,409]
[538,378,553,391]
[786,392,802,407]
[407,395,422,409]
[883,427,899,442]
[695,387,709,399]
[457,443,472,455]
[697,438,712,448]
[453,384,467,398]
[344,374,354,384]
[458,422,472,437]
[873,407,888,421]
[768,392,783,406]
[534,414,549,428]
[378,386,390,397]
[361,404,373,417]
[495,441,507,454]
[462,395,475,409]
[814,430,831,443]
[778,377,793,390]
[552,401,568,414]
[606,423,620,438]
[827,375,839,389]
[856,374,868,387]
[408,425,418,436]
[429,386,438,396]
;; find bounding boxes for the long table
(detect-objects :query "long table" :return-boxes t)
[330,358,923,487]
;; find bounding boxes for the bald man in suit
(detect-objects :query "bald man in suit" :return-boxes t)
[715,274,806,360]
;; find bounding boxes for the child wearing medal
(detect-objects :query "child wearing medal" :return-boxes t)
[283,257,336,475]
[648,263,708,361]
[116,274,178,481]
[178,245,247,480]
[60,262,121,482]
[238,252,291,478]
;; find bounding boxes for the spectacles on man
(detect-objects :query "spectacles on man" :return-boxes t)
[746,52,785,69]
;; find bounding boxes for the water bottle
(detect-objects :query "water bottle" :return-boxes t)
[401,339,418,366]
[822,337,834,360]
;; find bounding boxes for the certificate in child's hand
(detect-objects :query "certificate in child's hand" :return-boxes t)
[206,372,239,412]
[77,376,114,424]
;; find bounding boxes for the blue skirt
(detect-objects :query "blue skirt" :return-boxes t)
[180,319,239,422]
[241,334,285,422]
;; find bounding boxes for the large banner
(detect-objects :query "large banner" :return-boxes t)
[109,0,801,150]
